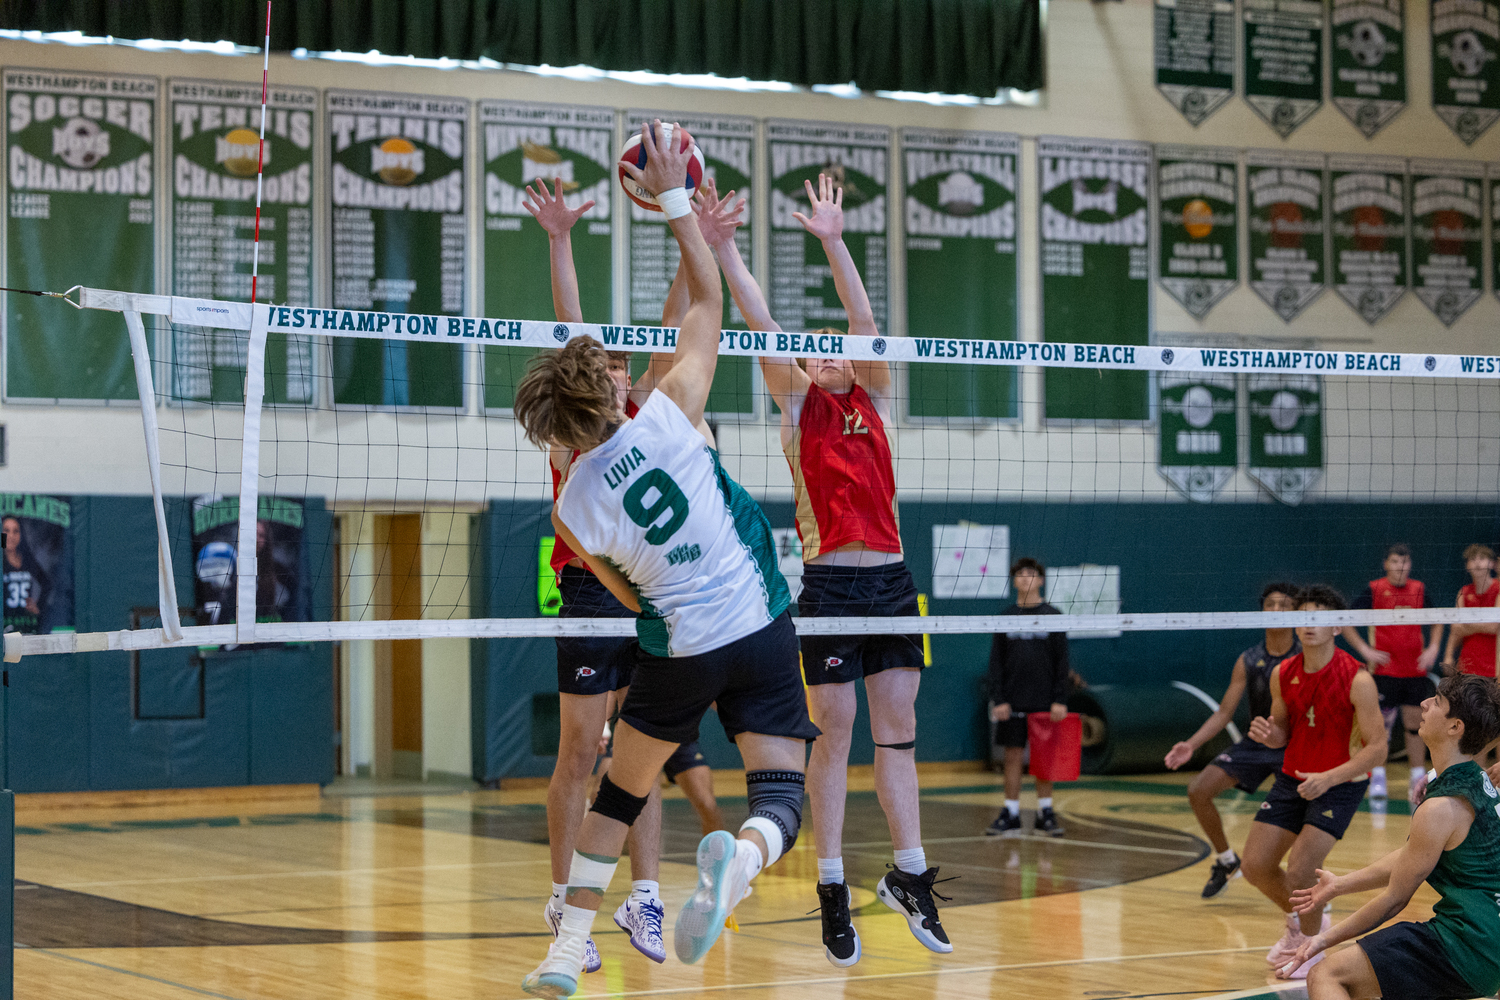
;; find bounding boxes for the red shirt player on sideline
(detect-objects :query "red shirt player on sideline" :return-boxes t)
[1443,544,1499,680]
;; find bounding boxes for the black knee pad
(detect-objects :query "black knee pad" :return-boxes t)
[590,774,648,826]
[746,770,804,853]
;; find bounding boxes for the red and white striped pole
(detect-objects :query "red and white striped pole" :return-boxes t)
[249,1,272,305]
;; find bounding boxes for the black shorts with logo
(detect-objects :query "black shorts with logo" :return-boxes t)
[663,740,708,782]
[1211,738,1285,794]
[1375,674,1436,709]
[1253,770,1369,840]
[993,712,1049,749]
[1359,921,1479,1000]
[799,561,924,686]
[555,566,636,697]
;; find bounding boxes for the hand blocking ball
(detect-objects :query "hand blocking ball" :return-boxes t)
[618,122,706,212]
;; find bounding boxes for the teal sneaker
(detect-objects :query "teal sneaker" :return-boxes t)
[673,830,752,964]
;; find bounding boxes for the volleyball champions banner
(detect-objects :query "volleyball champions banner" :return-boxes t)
[1247,149,1327,323]
[1153,0,1235,127]
[4,69,156,401]
[190,495,306,630]
[1157,371,1237,502]
[1410,159,1484,326]
[1157,145,1237,319]
[1330,0,1406,138]
[1432,0,1500,145]
[1247,374,1322,505]
[1242,0,1325,137]
[1329,154,1408,325]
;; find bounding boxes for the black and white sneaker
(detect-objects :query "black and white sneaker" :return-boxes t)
[815,881,861,967]
[985,809,1022,837]
[1201,856,1242,898]
[1034,807,1064,838]
[875,865,955,954]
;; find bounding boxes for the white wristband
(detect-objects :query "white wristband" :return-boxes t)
[656,186,692,219]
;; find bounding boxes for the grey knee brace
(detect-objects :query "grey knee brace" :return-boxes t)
[742,770,804,865]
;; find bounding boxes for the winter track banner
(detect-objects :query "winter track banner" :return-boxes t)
[902,127,1019,420]
[480,100,614,410]
[1154,0,1236,127]
[1243,0,1325,138]
[1329,154,1408,325]
[169,79,316,404]
[1157,371,1236,502]
[1410,159,1484,326]
[1038,136,1151,421]
[327,90,466,407]
[1331,0,1407,138]
[1431,0,1500,145]
[1247,373,1322,505]
[4,69,156,401]
[1246,149,1327,323]
[1157,145,1238,319]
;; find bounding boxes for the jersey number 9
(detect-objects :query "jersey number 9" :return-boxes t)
[624,469,690,545]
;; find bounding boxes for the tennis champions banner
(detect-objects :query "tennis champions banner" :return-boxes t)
[1038,136,1151,421]
[1329,154,1408,325]
[4,69,155,401]
[191,494,306,629]
[2,493,73,635]
[169,79,316,404]
[903,127,1019,420]
[1247,374,1322,505]
[1157,145,1237,319]
[1243,0,1325,137]
[1331,0,1406,137]
[1157,372,1236,502]
[328,90,466,407]
[1154,0,1235,126]
[1410,159,1484,326]
[1247,149,1326,323]
[480,100,613,410]
[1432,0,1500,144]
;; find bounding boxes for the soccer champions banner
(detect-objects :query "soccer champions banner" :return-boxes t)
[1331,0,1407,137]
[169,79,316,404]
[328,91,466,407]
[1154,0,1235,126]
[1248,374,1322,505]
[1243,0,1325,137]
[1157,372,1236,502]
[4,69,155,401]
[2,493,73,635]
[479,101,613,410]
[191,495,306,629]
[1038,137,1151,421]
[903,128,1019,420]
[1157,145,1237,319]
[1410,160,1484,326]
[1247,149,1326,323]
[1432,0,1500,144]
[1329,155,1408,325]
[767,121,889,337]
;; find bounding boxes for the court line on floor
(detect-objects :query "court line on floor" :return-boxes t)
[50,857,553,889]
[840,834,1203,858]
[24,947,249,1000]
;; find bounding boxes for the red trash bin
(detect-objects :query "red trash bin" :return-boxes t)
[1026,712,1082,783]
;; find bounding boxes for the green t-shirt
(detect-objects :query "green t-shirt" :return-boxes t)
[1425,760,1500,997]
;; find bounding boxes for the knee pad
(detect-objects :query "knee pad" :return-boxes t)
[590,773,649,826]
[741,770,804,867]
[875,740,915,750]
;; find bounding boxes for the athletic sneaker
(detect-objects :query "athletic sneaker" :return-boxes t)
[875,864,954,954]
[1201,856,1242,898]
[815,881,861,968]
[674,830,753,965]
[544,902,601,974]
[1369,770,1388,799]
[1034,807,1064,838]
[522,930,587,999]
[1265,909,1333,968]
[613,895,666,964]
[985,809,1022,837]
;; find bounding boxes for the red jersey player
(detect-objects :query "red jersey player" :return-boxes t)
[1244,584,1388,980]
[1443,544,1498,681]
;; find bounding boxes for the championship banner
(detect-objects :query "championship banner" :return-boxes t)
[4,69,155,401]
[169,79,316,404]
[1038,137,1152,421]
[1492,163,1500,303]
[479,101,613,410]
[1329,154,1408,325]
[903,128,1019,419]
[1157,145,1237,318]
[1247,149,1326,323]
[1331,0,1407,137]
[1247,374,1322,505]
[768,121,889,337]
[1243,0,1325,137]
[328,90,467,407]
[1157,372,1236,502]
[1410,159,1483,326]
[1154,0,1235,126]
[1,494,73,635]
[191,494,306,629]
[1432,1,1500,144]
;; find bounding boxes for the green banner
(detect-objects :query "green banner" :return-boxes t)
[1157,145,1237,319]
[1432,0,1500,144]
[1157,371,1236,501]
[1331,0,1407,137]
[1329,154,1407,325]
[1410,159,1483,326]
[1154,0,1236,126]
[1243,0,1325,137]
[169,79,315,404]
[480,101,614,410]
[903,128,1018,420]
[1038,136,1151,421]
[629,110,755,416]
[1247,149,1326,322]
[4,69,156,401]
[328,90,466,407]
[1247,373,1322,505]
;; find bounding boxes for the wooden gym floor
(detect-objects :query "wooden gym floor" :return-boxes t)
[12,765,1431,1000]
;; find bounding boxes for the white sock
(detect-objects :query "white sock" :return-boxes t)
[817,857,845,885]
[1005,799,1020,817]
[1371,766,1386,780]
[1411,766,1426,783]
[549,882,567,911]
[736,836,765,881]
[893,847,927,875]
[630,879,660,900]
[1037,797,1053,811]
[1218,849,1238,865]
[560,902,597,939]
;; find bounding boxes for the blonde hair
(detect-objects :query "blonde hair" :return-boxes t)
[514,337,620,452]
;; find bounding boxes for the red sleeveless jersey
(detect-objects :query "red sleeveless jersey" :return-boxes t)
[784,383,902,560]
[549,398,639,573]
[1366,578,1427,677]
[1458,581,1499,677]
[1280,648,1367,778]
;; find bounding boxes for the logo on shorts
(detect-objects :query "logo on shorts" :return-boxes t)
[1321,809,1334,818]
[825,656,843,667]
[1259,801,1272,810]
[575,666,596,679]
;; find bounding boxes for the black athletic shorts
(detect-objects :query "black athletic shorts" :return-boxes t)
[1375,674,1436,709]
[1253,770,1369,840]
[663,740,708,782]
[1211,738,1285,794]
[555,566,636,696]
[1359,921,1479,1000]
[798,561,923,685]
[994,713,1048,749]
[620,612,821,746]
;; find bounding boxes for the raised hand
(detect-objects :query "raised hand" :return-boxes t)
[693,177,745,248]
[1289,868,1339,914]
[792,172,845,242]
[522,178,595,238]
[621,119,692,199]
[1164,741,1194,771]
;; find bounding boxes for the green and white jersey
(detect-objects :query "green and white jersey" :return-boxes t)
[1424,760,1500,997]
[557,390,790,658]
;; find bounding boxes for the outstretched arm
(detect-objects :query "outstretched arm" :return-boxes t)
[523,179,596,324]
[1167,657,1248,769]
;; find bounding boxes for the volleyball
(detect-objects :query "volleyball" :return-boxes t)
[617,122,705,212]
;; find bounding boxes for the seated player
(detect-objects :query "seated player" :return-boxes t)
[515,122,818,999]
[1442,544,1498,681]
[1242,584,1387,979]
[1276,673,1500,999]
[662,741,725,836]
[1165,583,1301,897]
